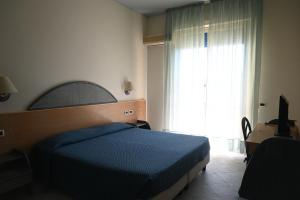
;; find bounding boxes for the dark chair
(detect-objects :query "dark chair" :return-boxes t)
[239,137,300,199]
[241,117,252,163]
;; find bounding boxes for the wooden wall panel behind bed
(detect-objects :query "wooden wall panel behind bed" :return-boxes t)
[0,100,146,154]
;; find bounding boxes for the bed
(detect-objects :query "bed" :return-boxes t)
[34,123,210,200]
[0,82,210,199]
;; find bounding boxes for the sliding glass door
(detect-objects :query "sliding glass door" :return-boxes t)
[164,0,262,153]
[169,32,245,153]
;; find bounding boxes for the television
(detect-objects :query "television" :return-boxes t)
[276,95,290,137]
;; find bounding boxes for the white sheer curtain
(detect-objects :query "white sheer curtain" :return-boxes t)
[164,0,262,152]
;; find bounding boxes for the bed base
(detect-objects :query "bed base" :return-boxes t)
[150,154,210,200]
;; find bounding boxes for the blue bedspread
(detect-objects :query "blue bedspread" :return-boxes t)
[34,123,210,200]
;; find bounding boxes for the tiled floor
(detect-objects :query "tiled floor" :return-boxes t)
[175,152,246,200]
[5,153,246,200]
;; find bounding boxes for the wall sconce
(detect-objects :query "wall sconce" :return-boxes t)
[0,76,18,102]
[124,80,133,95]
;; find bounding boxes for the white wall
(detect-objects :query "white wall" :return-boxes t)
[147,45,164,130]
[145,0,300,126]
[0,0,146,113]
[258,0,300,123]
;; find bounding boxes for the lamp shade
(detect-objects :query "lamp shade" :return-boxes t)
[0,76,18,94]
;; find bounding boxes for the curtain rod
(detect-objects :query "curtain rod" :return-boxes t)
[166,0,223,13]
[166,2,204,13]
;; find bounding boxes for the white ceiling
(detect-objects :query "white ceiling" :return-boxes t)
[115,0,209,16]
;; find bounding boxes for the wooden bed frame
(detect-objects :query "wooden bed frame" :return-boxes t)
[0,100,146,154]
[0,99,209,200]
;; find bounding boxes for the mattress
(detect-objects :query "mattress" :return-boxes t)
[34,123,210,200]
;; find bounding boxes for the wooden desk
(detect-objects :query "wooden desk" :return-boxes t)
[246,123,299,154]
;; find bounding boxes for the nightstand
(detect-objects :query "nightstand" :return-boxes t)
[128,120,151,130]
[0,150,32,196]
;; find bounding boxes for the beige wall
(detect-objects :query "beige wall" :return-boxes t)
[144,15,165,130]
[146,0,300,127]
[258,0,300,123]
[0,0,146,113]
[147,45,164,131]
[144,14,165,36]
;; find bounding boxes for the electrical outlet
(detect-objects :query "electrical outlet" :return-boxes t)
[129,110,134,115]
[0,130,5,137]
[124,110,129,116]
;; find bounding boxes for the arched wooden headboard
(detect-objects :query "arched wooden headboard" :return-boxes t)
[28,81,117,110]
[0,81,146,154]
